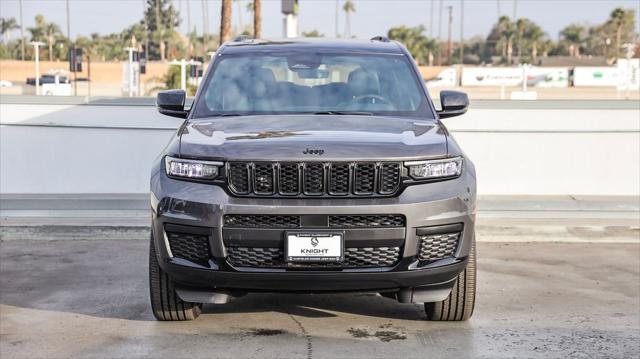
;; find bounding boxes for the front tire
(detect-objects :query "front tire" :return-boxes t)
[424,235,476,321]
[149,233,202,321]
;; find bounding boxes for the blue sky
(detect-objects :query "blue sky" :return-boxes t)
[1,0,639,41]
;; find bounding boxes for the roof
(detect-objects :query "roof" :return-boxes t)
[220,37,405,55]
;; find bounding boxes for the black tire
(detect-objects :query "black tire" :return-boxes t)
[424,235,476,321]
[149,234,202,321]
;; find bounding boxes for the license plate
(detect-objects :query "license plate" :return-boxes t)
[285,232,344,262]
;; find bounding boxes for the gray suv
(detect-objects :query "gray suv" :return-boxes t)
[150,37,476,321]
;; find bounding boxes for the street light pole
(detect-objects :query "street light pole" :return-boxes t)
[446,5,453,65]
[459,0,464,64]
[124,47,137,97]
[19,0,25,60]
[437,0,443,65]
[30,42,44,95]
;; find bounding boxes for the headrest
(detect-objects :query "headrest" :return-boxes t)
[347,68,379,95]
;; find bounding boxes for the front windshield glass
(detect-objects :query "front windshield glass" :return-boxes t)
[192,52,433,118]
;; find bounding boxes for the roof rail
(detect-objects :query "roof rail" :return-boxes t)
[232,35,253,42]
[370,36,390,42]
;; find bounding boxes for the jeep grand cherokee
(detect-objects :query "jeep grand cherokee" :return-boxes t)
[149,37,476,321]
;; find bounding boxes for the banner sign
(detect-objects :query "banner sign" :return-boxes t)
[461,67,569,87]
[461,67,521,86]
[573,67,620,87]
[425,67,457,87]
[526,67,569,88]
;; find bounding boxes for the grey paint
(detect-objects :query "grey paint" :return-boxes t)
[178,115,449,161]
[150,39,475,295]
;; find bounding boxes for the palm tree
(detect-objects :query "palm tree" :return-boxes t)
[27,15,46,43]
[560,24,586,57]
[497,16,515,64]
[220,0,232,45]
[343,0,355,38]
[388,25,437,65]
[608,8,634,58]
[525,23,545,64]
[1,17,20,43]
[253,0,261,39]
[515,18,528,59]
[44,22,61,61]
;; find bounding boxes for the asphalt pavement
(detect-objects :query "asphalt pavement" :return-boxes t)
[1,239,638,359]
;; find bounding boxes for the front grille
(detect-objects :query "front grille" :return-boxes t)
[226,161,401,197]
[167,232,211,266]
[224,215,300,228]
[328,215,405,228]
[227,246,401,269]
[418,232,460,261]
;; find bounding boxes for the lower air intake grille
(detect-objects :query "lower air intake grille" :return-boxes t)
[224,215,301,228]
[167,232,211,266]
[329,215,405,228]
[418,232,460,261]
[227,246,401,269]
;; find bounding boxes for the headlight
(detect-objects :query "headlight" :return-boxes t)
[164,156,221,180]
[405,157,463,179]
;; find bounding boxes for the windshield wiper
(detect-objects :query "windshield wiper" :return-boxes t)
[311,111,374,116]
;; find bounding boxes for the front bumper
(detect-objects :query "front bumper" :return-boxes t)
[150,161,477,294]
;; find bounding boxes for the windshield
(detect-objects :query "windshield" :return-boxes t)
[192,52,433,118]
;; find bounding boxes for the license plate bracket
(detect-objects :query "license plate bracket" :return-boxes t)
[285,232,344,263]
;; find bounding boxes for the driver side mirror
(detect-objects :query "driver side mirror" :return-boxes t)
[157,89,188,119]
[437,90,469,119]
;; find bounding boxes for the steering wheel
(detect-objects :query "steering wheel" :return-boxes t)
[352,94,394,107]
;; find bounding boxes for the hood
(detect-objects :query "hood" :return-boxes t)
[178,115,448,161]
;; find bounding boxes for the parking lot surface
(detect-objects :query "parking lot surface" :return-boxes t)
[1,239,639,359]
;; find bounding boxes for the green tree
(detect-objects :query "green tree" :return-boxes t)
[607,8,636,58]
[497,16,516,64]
[302,29,324,38]
[44,22,61,61]
[525,22,546,64]
[515,18,528,59]
[388,25,437,65]
[1,17,20,43]
[343,0,355,38]
[143,0,181,60]
[560,24,587,57]
[27,15,47,42]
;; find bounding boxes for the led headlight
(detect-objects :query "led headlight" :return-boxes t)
[405,157,463,179]
[164,156,221,180]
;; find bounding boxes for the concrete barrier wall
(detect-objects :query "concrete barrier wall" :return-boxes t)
[1,97,639,196]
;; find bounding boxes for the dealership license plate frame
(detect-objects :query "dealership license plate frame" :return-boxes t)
[285,232,345,263]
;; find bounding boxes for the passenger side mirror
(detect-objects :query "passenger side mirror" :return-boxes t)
[157,89,188,118]
[437,90,469,119]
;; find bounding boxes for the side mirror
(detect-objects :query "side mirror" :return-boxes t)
[157,89,188,118]
[437,90,469,119]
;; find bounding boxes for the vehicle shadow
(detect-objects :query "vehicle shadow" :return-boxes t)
[202,292,426,321]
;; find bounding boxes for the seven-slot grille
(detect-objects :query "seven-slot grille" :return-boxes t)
[227,162,401,197]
